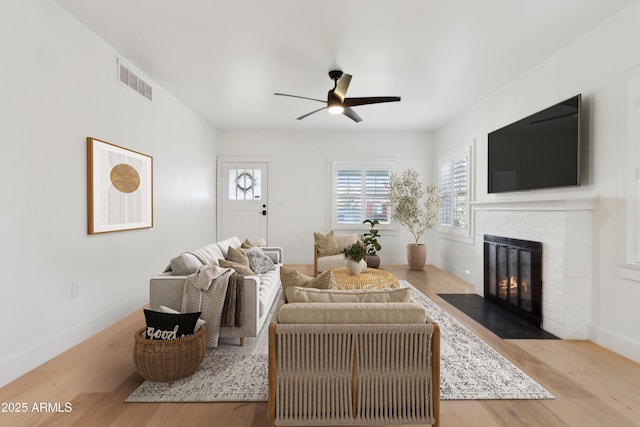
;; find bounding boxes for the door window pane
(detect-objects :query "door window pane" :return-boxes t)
[228,169,261,200]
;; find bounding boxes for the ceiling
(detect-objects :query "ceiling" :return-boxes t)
[55,0,634,132]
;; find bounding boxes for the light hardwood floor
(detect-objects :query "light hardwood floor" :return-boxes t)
[1,265,639,427]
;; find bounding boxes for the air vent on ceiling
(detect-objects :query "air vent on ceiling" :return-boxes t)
[117,59,152,101]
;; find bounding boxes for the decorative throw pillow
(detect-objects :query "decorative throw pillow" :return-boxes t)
[159,305,206,332]
[143,309,201,340]
[245,247,275,274]
[280,266,338,301]
[218,258,255,276]
[241,238,254,249]
[226,246,250,266]
[169,253,203,275]
[314,231,340,257]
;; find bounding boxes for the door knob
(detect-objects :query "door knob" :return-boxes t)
[260,210,267,216]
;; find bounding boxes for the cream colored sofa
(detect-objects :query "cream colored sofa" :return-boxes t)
[268,286,440,426]
[313,232,358,275]
[149,236,283,346]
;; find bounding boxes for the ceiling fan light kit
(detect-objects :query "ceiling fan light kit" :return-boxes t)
[275,70,400,123]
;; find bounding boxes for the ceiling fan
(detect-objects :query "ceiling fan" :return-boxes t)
[274,70,401,123]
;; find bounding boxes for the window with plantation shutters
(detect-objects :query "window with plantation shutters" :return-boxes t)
[439,145,472,237]
[332,161,392,228]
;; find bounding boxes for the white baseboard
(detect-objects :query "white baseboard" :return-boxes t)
[0,292,146,388]
[589,325,640,364]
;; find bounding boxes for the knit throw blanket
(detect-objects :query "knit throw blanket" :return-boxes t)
[181,265,244,347]
[220,272,244,328]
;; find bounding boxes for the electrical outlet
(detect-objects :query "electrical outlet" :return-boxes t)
[71,282,80,299]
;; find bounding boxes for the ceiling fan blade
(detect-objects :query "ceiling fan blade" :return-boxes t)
[343,96,401,107]
[342,107,362,123]
[296,106,327,120]
[274,92,326,104]
[334,74,352,102]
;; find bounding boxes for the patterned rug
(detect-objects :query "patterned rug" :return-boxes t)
[126,281,554,402]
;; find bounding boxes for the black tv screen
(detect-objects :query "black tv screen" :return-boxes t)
[488,94,581,193]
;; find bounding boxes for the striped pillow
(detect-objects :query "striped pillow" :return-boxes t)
[314,231,340,256]
[280,267,337,301]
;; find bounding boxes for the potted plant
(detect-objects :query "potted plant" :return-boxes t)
[343,242,367,275]
[387,168,443,270]
[362,219,382,269]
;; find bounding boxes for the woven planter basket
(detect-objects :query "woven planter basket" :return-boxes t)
[133,326,207,382]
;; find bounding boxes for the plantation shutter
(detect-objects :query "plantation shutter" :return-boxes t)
[334,165,391,226]
[336,169,363,224]
[365,170,390,222]
[440,156,468,229]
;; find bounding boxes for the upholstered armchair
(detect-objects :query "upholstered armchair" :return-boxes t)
[313,231,358,275]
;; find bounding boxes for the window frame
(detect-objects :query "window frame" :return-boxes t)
[330,159,395,231]
[438,144,473,242]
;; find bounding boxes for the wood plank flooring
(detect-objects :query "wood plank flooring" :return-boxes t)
[1,265,639,427]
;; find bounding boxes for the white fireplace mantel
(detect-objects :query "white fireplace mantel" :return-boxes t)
[471,194,597,339]
[470,196,597,212]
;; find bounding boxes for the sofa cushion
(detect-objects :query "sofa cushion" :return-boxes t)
[216,236,242,258]
[218,259,255,276]
[280,267,337,301]
[314,231,340,256]
[169,243,225,275]
[335,233,358,252]
[278,302,427,324]
[143,309,202,339]
[245,247,276,274]
[169,253,203,275]
[285,286,412,303]
[316,253,346,272]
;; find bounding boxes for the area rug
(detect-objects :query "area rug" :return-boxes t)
[126,281,554,402]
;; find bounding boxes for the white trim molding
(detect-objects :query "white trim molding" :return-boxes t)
[471,196,597,212]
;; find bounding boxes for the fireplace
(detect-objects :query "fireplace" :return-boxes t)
[484,235,543,327]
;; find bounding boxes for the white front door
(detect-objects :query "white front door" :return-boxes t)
[219,161,269,243]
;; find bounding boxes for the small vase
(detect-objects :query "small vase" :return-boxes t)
[407,244,427,271]
[346,259,367,275]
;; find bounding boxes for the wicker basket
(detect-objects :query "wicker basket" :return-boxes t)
[133,326,207,382]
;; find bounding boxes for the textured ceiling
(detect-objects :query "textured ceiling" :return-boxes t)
[55,0,635,131]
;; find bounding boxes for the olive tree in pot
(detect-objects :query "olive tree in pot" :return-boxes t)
[388,168,443,270]
[362,219,382,269]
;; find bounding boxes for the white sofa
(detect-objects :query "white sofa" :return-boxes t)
[149,236,283,346]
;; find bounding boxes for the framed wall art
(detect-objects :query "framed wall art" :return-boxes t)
[87,137,153,234]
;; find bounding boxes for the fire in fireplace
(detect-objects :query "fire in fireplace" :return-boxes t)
[484,235,542,327]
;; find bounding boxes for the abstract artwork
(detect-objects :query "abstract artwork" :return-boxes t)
[87,137,153,234]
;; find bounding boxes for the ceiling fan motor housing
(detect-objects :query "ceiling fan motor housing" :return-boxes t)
[328,69,343,81]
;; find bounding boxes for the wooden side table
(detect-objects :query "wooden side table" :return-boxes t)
[331,267,400,290]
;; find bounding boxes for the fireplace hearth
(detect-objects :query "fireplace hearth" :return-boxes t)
[484,235,542,327]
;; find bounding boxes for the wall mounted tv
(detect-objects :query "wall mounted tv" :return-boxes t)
[488,94,581,193]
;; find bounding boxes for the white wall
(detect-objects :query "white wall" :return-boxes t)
[432,1,640,362]
[0,0,218,386]
[217,131,433,265]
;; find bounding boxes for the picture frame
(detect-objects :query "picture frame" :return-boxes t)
[87,137,153,234]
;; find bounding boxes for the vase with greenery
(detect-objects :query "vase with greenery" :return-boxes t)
[387,168,443,270]
[362,219,382,269]
[343,242,367,275]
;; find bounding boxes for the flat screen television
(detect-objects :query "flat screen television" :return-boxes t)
[488,94,581,193]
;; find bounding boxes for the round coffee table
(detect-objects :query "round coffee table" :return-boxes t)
[331,267,400,290]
